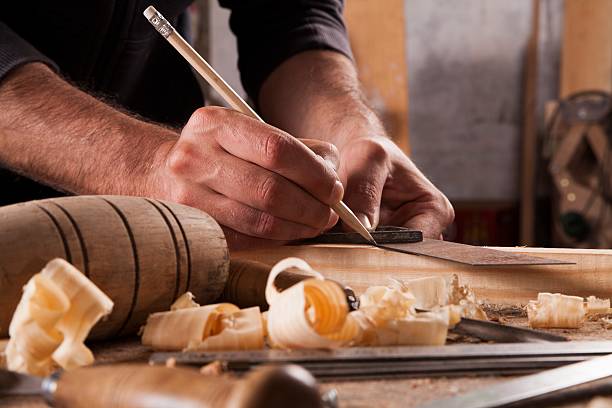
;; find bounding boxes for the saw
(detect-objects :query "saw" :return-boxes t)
[303,226,573,266]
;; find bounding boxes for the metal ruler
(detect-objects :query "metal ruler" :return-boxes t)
[302,227,573,266]
[150,341,612,381]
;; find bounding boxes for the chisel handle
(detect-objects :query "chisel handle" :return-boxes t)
[223,259,359,311]
[52,364,322,408]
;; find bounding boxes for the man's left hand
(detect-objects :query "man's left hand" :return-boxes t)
[338,136,454,239]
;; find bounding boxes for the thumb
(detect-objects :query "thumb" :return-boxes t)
[340,156,388,231]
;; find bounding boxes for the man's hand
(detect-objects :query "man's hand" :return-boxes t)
[338,136,454,238]
[259,50,454,239]
[152,107,342,250]
[0,64,343,250]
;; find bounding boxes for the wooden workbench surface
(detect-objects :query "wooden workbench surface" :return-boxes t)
[3,319,611,408]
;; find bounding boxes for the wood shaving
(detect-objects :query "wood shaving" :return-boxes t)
[391,275,487,321]
[141,303,264,351]
[527,293,585,329]
[586,296,611,315]
[265,258,357,349]
[170,292,200,310]
[5,259,113,376]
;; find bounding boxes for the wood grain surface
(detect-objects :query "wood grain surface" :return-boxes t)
[0,196,229,339]
[234,245,612,304]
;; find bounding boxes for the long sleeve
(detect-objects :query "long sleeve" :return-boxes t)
[218,0,353,103]
[0,22,57,82]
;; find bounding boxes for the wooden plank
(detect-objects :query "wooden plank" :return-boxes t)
[344,0,410,153]
[234,245,612,304]
[519,0,539,246]
[560,0,612,97]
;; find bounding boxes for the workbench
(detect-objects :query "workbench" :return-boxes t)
[2,244,612,407]
[3,320,611,408]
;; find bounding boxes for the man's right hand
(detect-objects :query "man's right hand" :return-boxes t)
[151,107,343,250]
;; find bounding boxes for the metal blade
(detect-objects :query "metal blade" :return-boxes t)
[420,353,612,408]
[452,318,567,343]
[0,369,43,396]
[380,239,574,266]
[150,341,612,381]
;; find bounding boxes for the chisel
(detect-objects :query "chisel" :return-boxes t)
[0,364,324,408]
[420,353,612,408]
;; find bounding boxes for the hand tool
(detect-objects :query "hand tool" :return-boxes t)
[305,226,572,266]
[143,5,375,245]
[0,364,324,408]
[420,352,612,408]
[223,259,360,311]
[449,316,567,343]
[0,195,229,340]
[150,341,612,381]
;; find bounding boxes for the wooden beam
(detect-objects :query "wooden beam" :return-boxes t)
[234,245,612,304]
[560,0,612,96]
[344,0,411,153]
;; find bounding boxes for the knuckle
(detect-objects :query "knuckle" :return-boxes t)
[166,144,194,175]
[261,133,286,168]
[352,181,380,203]
[256,176,281,209]
[188,106,227,128]
[253,211,276,237]
[356,138,389,163]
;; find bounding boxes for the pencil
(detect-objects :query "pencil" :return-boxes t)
[143,5,375,244]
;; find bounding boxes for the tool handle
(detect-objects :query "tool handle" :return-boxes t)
[224,259,359,311]
[53,364,322,408]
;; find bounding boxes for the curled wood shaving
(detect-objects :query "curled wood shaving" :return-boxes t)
[6,259,113,376]
[142,302,263,351]
[265,258,355,349]
[350,286,449,346]
[527,293,585,329]
[186,306,264,351]
[390,275,487,321]
[389,276,447,309]
[171,292,200,310]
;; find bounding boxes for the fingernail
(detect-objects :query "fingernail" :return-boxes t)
[357,214,372,230]
[325,211,339,229]
[331,180,344,203]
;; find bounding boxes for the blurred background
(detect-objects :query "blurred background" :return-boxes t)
[189,0,612,248]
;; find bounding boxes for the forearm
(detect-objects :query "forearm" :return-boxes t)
[0,63,177,195]
[258,50,386,150]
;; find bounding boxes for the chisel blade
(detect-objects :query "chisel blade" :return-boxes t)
[420,353,612,408]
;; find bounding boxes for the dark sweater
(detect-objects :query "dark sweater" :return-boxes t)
[0,0,351,204]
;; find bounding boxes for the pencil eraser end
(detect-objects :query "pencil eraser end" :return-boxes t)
[143,5,158,20]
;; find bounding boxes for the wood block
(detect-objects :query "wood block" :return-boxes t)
[234,245,612,304]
